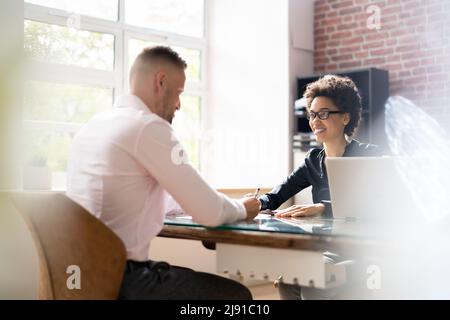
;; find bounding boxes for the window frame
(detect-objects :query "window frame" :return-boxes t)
[23,0,208,177]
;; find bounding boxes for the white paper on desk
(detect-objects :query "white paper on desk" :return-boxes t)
[274,217,323,233]
[164,194,191,219]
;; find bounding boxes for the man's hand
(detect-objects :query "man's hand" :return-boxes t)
[273,203,325,218]
[240,196,261,220]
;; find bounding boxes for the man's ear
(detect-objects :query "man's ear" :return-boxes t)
[155,71,166,92]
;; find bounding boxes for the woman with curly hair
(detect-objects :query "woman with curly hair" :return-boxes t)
[258,74,381,219]
[252,75,383,300]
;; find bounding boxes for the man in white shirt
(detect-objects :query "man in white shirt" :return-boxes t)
[67,46,261,299]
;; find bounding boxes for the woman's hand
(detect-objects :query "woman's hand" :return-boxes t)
[273,203,325,218]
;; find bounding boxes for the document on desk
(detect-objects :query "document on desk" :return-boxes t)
[165,195,192,219]
[274,217,320,233]
[165,209,192,220]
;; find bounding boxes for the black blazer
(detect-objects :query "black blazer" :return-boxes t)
[259,139,383,217]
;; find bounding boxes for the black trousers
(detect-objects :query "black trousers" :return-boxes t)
[119,260,253,300]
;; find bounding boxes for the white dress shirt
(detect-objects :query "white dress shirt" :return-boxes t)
[67,94,246,261]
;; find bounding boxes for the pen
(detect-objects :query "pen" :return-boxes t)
[253,188,260,198]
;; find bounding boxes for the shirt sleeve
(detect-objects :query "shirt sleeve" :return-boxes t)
[320,200,333,218]
[134,120,246,226]
[259,156,312,210]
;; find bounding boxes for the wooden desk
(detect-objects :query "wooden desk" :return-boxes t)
[159,215,380,288]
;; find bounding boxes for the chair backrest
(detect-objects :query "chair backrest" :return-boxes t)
[9,191,126,300]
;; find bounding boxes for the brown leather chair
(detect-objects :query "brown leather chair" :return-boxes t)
[9,192,126,300]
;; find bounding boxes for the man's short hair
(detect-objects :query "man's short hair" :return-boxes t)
[130,46,187,81]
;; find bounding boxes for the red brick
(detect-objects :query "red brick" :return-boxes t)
[398,35,420,45]
[380,14,399,25]
[327,49,338,55]
[340,6,363,16]
[315,0,327,6]
[343,15,353,23]
[341,36,364,45]
[383,5,403,15]
[339,61,363,69]
[404,59,422,68]
[402,0,423,10]
[315,42,327,50]
[403,76,425,85]
[364,57,386,65]
[315,57,330,65]
[357,0,377,4]
[321,17,343,26]
[316,35,330,43]
[395,44,421,53]
[331,54,354,62]
[389,71,398,80]
[362,41,385,50]
[383,63,403,72]
[353,12,368,21]
[371,48,395,56]
[355,51,369,59]
[315,12,326,20]
[316,28,326,35]
[315,65,327,73]
[315,4,331,14]
[327,11,338,18]
[387,54,401,62]
[398,12,411,19]
[328,40,341,47]
[315,50,327,58]
[325,64,339,71]
[340,45,361,54]
[386,39,397,46]
[337,22,358,31]
[331,31,353,39]
[331,1,354,10]
[401,51,424,61]
[365,32,388,42]
[313,0,450,108]
[398,70,411,78]
[389,28,410,38]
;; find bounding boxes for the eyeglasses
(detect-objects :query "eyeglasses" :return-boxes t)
[306,110,343,120]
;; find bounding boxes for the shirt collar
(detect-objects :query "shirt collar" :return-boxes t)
[114,94,152,114]
[318,139,355,158]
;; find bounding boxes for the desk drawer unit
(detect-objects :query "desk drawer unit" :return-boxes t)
[216,243,347,289]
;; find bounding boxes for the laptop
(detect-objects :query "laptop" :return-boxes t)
[325,156,414,220]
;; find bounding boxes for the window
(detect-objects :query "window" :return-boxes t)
[125,0,204,38]
[23,0,206,189]
[24,20,115,70]
[25,0,119,21]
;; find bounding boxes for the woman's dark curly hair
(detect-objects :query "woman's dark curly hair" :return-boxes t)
[303,74,362,137]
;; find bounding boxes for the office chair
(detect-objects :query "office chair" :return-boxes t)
[9,191,126,299]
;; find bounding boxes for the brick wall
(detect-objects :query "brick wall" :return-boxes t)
[314,0,450,129]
